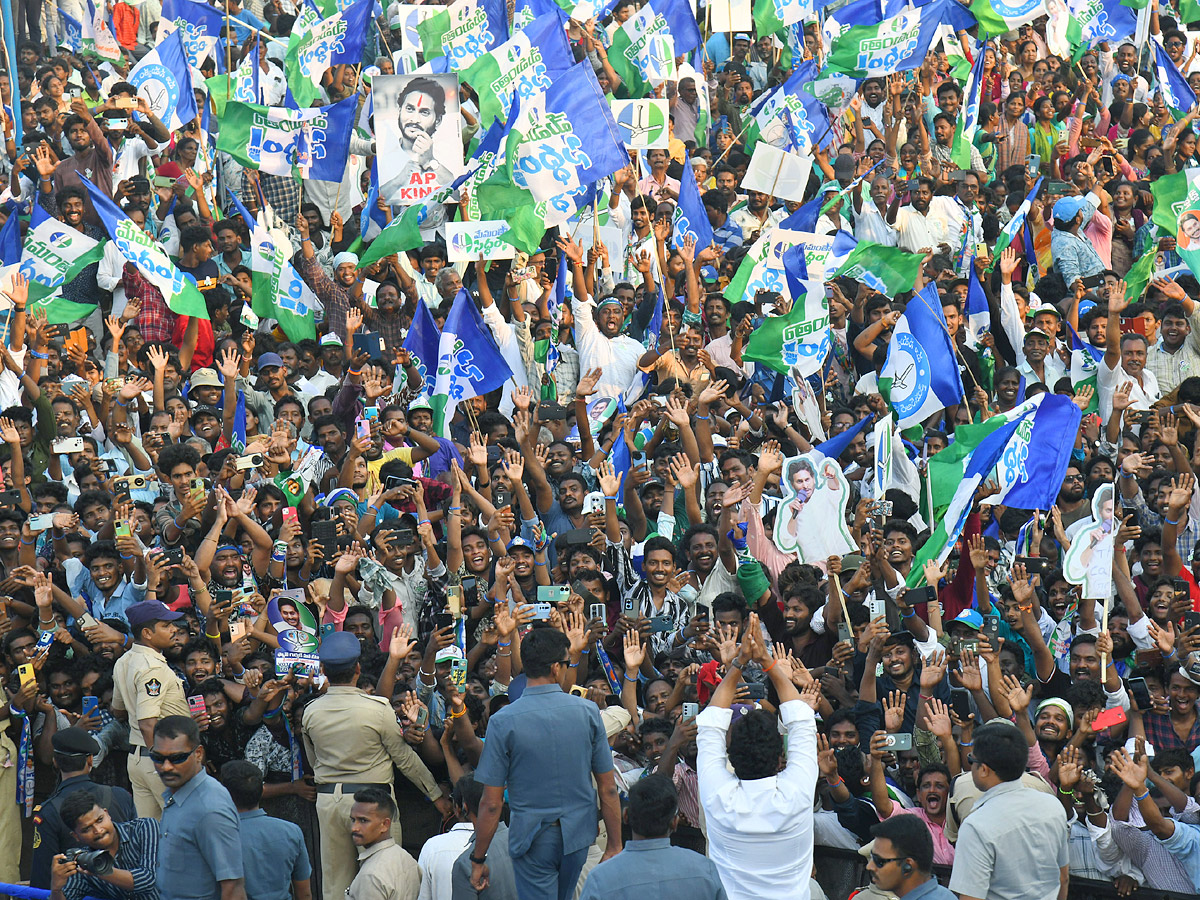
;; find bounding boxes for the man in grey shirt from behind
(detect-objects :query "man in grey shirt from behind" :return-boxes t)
[949,720,1068,900]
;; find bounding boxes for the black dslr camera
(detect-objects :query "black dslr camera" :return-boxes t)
[63,847,115,876]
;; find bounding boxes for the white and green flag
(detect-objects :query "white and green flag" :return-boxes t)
[417,0,509,71]
[19,206,105,305]
[285,0,373,107]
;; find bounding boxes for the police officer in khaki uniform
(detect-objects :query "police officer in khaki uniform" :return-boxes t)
[302,631,451,900]
[111,601,192,818]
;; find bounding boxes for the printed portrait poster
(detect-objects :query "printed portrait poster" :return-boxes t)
[774,452,856,563]
[1062,483,1115,600]
[1179,209,1200,251]
[268,588,319,651]
[375,73,465,206]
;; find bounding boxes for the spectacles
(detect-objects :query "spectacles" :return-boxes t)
[149,747,196,766]
[869,854,905,868]
[1063,474,1084,482]
[967,754,977,766]
[555,659,571,667]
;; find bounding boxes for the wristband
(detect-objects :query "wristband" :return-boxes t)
[826,776,844,786]
[1166,516,1181,525]
[448,506,462,512]
[568,661,579,668]
[173,516,186,529]
[29,350,47,359]
[959,741,973,747]
[623,673,638,683]
[20,538,33,545]
[367,505,380,513]
[1164,648,1178,659]
[762,659,778,674]
[448,706,467,720]
[604,495,617,501]
[114,397,128,407]
[497,641,511,647]
[901,608,917,617]
[1135,789,1150,802]
[469,854,487,866]
[418,519,431,526]
[1058,786,1076,796]
[205,632,220,640]
[695,415,710,420]
[919,694,934,700]
[534,560,547,566]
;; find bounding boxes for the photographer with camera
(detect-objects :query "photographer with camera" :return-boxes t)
[49,789,160,900]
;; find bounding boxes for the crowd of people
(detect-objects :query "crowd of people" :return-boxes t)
[9,1,1200,900]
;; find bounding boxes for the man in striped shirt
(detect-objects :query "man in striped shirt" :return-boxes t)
[51,789,159,900]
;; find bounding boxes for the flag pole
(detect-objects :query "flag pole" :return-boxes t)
[225,5,234,96]
[909,276,975,411]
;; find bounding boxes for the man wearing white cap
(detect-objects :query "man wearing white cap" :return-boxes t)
[296,216,363,342]
[1018,327,1065,388]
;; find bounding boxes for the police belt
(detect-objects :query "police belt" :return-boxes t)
[315,782,391,794]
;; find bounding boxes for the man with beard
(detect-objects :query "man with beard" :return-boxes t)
[34,100,113,224]
[780,585,836,669]
[296,215,364,342]
[1132,529,1165,604]
[61,542,147,625]
[382,77,453,202]
[241,352,293,432]
[868,755,955,865]
[1056,466,1089,530]
[682,524,737,609]
[888,176,935,254]
[559,238,645,399]
[875,633,949,734]
[356,281,407,351]
[182,639,221,692]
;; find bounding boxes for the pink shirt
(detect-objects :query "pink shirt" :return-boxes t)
[888,805,955,865]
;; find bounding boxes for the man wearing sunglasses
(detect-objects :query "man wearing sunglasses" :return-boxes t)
[152,716,247,900]
[863,816,954,900]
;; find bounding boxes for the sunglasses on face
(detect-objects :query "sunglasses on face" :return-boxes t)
[150,747,196,766]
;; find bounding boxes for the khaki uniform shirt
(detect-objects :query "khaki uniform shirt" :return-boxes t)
[347,839,419,900]
[112,644,190,747]
[300,686,441,799]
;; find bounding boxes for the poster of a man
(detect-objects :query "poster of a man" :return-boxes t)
[773,452,857,563]
[375,73,464,206]
[1063,483,1115,600]
[1179,210,1200,250]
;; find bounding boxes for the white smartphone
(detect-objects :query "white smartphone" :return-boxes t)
[52,437,85,454]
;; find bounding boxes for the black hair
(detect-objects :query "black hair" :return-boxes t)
[870,814,934,873]
[728,708,783,780]
[972,721,1027,781]
[353,786,396,819]
[180,225,214,253]
[157,443,201,476]
[60,789,102,832]
[627,775,679,837]
[521,628,570,679]
[154,714,200,748]
[712,592,746,620]
[219,759,265,808]
[452,773,484,816]
[83,540,123,569]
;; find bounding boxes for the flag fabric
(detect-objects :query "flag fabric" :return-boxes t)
[671,154,715,251]
[478,62,627,209]
[743,272,830,376]
[609,0,702,97]
[1066,321,1102,413]
[417,0,509,71]
[1065,0,1137,58]
[158,0,224,67]
[831,240,924,298]
[982,393,1082,512]
[285,0,374,108]
[206,39,260,116]
[906,400,1040,587]
[878,283,963,429]
[358,189,452,268]
[227,191,320,342]
[18,205,106,309]
[1151,168,1192,235]
[746,58,834,154]
[1155,41,1198,113]
[513,0,564,30]
[825,0,976,78]
[60,11,84,53]
[216,96,358,181]
[82,0,122,61]
[964,266,990,350]
[813,415,871,461]
[1125,246,1157,303]
[432,289,515,435]
[127,31,197,132]
[1176,168,1200,279]
[461,12,573,129]
[753,0,816,38]
[1183,0,1200,23]
[969,0,1048,37]
[951,43,986,171]
[990,176,1043,266]
[402,298,441,396]
[360,159,389,242]
[81,176,208,320]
